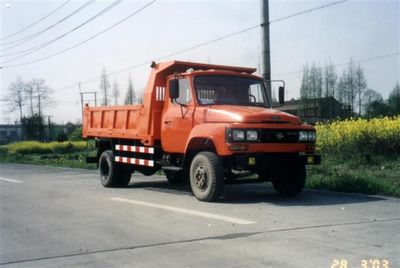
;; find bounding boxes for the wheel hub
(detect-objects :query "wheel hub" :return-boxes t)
[194,166,208,190]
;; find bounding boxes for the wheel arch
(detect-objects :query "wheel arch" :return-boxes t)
[183,137,217,167]
[96,139,113,166]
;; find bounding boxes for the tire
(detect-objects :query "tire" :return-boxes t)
[99,150,131,187]
[116,166,132,187]
[189,152,224,202]
[164,170,185,184]
[271,164,306,197]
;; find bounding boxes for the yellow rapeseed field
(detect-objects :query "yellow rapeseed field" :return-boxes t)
[5,141,87,155]
[315,116,400,156]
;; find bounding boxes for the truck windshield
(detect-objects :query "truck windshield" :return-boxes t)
[194,75,270,108]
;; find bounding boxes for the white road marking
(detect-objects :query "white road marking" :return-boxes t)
[0,177,22,183]
[110,197,257,225]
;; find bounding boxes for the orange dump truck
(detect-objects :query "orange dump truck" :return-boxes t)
[83,61,320,201]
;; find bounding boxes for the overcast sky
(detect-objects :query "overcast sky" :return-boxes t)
[0,0,399,124]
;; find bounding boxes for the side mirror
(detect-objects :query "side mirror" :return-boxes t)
[169,79,179,99]
[278,86,285,105]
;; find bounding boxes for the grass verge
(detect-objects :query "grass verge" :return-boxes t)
[307,155,400,197]
[0,141,97,170]
[0,152,97,170]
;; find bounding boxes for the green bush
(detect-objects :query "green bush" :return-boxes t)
[68,127,83,141]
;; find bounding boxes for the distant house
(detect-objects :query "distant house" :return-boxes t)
[0,125,23,144]
[0,123,81,144]
[275,97,351,124]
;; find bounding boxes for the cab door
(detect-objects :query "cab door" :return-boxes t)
[161,78,194,153]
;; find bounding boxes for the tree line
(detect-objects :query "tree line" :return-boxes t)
[99,67,141,106]
[2,77,53,123]
[2,77,54,140]
[300,59,400,118]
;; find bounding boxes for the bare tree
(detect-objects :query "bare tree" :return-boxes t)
[336,70,347,105]
[25,80,35,116]
[124,77,136,104]
[2,76,26,122]
[362,89,382,117]
[355,64,367,115]
[323,59,337,98]
[336,59,358,113]
[300,64,310,119]
[27,78,54,117]
[388,82,400,115]
[99,67,110,105]
[112,80,120,105]
[345,59,357,112]
[309,63,323,119]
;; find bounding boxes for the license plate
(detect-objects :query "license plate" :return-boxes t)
[248,157,256,165]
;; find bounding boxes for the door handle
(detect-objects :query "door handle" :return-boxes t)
[164,120,172,124]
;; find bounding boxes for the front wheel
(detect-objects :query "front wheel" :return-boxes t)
[271,164,306,196]
[189,152,224,202]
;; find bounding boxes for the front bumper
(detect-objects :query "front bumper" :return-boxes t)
[226,153,321,171]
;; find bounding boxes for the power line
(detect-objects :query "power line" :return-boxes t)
[1,0,124,64]
[1,0,96,50]
[52,0,352,92]
[54,51,399,93]
[2,0,346,70]
[0,0,157,69]
[0,0,71,41]
[272,52,400,77]
[156,25,261,62]
[53,24,261,91]
[267,0,350,25]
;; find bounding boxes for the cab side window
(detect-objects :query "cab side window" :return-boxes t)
[173,78,191,105]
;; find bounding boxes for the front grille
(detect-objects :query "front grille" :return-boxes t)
[260,129,299,143]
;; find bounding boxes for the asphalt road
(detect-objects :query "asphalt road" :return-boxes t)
[0,163,399,268]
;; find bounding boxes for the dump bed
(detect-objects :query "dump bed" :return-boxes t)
[83,104,143,140]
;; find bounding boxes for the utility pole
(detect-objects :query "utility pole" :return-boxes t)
[47,115,53,141]
[78,83,83,119]
[260,0,271,98]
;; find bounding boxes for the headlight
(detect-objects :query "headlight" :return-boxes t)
[308,131,316,141]
[232,130,245,141]
[299,131,316,142]
[246,130,258,141]
[299,131,308,141]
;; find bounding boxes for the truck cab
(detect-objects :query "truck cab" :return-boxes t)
[83,61,320,202]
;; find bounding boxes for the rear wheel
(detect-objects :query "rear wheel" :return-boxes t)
[99,150,131,187]
[189,152,224,202]
[271,164,306,196]
[116,166,132,187]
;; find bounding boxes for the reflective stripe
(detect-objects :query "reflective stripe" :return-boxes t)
[115,157,154,167]
[114,145,154,154]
